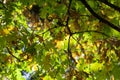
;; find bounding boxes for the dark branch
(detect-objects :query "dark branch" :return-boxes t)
[72,36,85,54]
[98,0,120,12]
[80,0,120,32]
[6,47,21,62]
[66,0,77,64]
[67,35,77,64]
[66,0,73,36]
[72,30,109,60]
[72,30,110,37]
[42,26,58,34]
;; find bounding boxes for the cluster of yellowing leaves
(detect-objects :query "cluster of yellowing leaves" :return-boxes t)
[0,25,14,35]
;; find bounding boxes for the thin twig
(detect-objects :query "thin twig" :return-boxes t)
[72,30,110,37]
[6,47,21,62]
[72,36,85,54]
[67,35,77,64]
[42,26,58,34]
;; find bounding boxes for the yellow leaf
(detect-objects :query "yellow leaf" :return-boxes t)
[55,40,64,49]
[3,28,10,35]
[31,63,38,71]
[8,25,14,31]
[0,26,14,35]
[43,75,53,80]
[90,62,104,72]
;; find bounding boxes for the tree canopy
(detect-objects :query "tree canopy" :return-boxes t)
[0,0,120,80]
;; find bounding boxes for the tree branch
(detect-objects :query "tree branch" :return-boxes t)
[66,0,73,36]
[67,35,77,64]
[98,0,120,12]
[80,0,120,32]
[72,36,85,54]
[65,0,77,65]
[72,30,110,37]
[6,47,22,62]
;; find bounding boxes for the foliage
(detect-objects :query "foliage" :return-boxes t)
[0,0,120,80]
